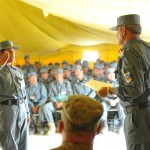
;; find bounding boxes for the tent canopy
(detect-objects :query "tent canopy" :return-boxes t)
[0,0,150,57]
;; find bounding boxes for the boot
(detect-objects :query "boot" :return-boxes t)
[46,122,56,135]
[40,122,45,135]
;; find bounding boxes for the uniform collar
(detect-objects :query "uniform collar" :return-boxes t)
[123,37,141,50]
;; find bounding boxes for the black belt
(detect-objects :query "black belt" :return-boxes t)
[0,99,24,105]
[125,101,150,114]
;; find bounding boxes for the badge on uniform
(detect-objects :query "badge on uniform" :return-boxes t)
[124,72,132,84]
[30,96,35,100]
[118,49,124,58]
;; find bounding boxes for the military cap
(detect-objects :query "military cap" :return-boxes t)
[48,63,53,66]
[94,63,104,70]
[63,66,71,71]
[40,67,48,73]
[109,62,117,68]
[28,72,37,78]
[49,65,57,70]
[0,40,19,51]
[105,68,114,74]
[55,62,60,65]
[96,58,100,63]
[62,60,69,65]
[73,65,82,71]
[75,59,82,65]
[54,68,63,74]
[62,95,103,126]
[82,60,89,67]
[110,14,140,31]
[24,54,30,59]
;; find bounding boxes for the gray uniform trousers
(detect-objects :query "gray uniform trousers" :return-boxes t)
[42,102,56,123]
[0,103,29,150]
[101,101,125,121]
[124,107,150,150]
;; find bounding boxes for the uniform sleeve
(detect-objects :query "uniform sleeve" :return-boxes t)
[38,84,47,105]
[26,88,34,108]
[48,83,57,102]
[116,47,145,101]
[66,81,73,95]
[72,82,79,95]
[88,88,96,98]
[24,94,30,117]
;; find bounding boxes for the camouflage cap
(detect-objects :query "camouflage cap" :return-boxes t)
[28,72,37,78]
[62,95,103,126]
[40,67,48,73]
[54,68,63,74]
[105,68,114,74]
[73,65,82,71]
[63,65,71,71]
[62,60,69,65]
[93,63,104,70]
[49,65,57,70]
[55,62,60,65]
[109,62,117,68]
[82,60,89,67]
[75,59,82,65]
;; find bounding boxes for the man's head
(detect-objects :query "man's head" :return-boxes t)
[0,40,18,63]
[28,72,38,85]
[40,67,49,81]
[105,68,115,82]
[82,60,89,75]
[73,65,84,81]
[93,64,104,77]
[54,69,64,82]
[110,14,142,46]
[35,61,41,69]
[62,60,69,67]
[59,95,103,135]
[24,54,30,63]
[63,66,71,80]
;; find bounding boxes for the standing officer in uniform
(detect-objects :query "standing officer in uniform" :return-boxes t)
[98,14,150,150]
[0,40,30,150]
[21,54,35,75]
[51,95,103,150]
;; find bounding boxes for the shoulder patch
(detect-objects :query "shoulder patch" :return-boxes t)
[124,72,132,84]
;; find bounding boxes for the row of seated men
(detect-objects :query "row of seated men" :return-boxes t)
[20,55,125,135]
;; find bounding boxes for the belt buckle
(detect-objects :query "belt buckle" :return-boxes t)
[18,99,24,104]
[8,100,12,105]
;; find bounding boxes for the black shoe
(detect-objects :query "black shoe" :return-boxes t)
[29,127,35,135]
[40,127,45,135]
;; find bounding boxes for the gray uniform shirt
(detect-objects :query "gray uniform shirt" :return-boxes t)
[115,37,150,107]
[0,65,29,115]
[26,82,47,108]
[72,76,96,98]
[48,79,73,102]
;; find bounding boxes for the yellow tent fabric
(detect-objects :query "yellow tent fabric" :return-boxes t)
[0,0,114,54]
[0,0,150,64]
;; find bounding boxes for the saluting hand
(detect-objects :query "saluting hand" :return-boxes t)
[0,51,10,67]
